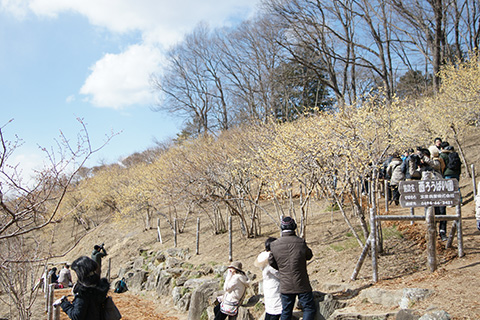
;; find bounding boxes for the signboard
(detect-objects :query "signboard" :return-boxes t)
[398,179,460,208]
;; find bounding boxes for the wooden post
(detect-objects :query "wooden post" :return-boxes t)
[196,217,200,255]
[368,180,372,205]
[425,206,437,272]
[174,218,177,248]
[157,218,163,243]
[47,284,55,320]
[53,305,61,320]
[351,236,371,280]
[107,258,111,282]
[384,179,389,212]
[43,265,49,294]
[472,164,476,198]
[456,204,464,257]
[229,216,233,262]
[370,206,378,282]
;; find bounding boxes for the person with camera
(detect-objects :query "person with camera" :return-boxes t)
[54,256,111,320]
[91,243,107,276]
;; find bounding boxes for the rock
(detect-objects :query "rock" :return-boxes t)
[358,288,403,307]
[133,257,144,270]
[165,248,191,260]
[167,267,184,277]
[313,291,347,320]
[236,306,254,320]
[213,265,227,276]
[327,308,397,319]
[184,278,215,290]
[166,257,182,269]
[399,289,433,309]
[155,252,166,263]
[172,286,192,312]
[197,264,214,275]
[156,270,174,296]
[187,280,220,320]
[396,309,422,320]
[321,283,351,293]
[175,276,188,287]
[124,269,148,291]
[418,310,451,320]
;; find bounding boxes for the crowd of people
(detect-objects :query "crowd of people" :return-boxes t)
[215,216,316,320]
[382,137,463,241]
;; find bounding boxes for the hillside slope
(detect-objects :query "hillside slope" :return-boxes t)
[46,129,480,320]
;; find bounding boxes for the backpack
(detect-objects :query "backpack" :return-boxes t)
[447,152,461,171]
[114,278,128,293]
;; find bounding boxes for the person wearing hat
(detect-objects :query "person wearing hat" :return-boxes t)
[269,216,316,320]
[54,256,111,320]
[214,261,249,319]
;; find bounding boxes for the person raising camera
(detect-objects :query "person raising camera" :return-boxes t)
[91,243,107,276]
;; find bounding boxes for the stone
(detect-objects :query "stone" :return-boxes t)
[133,257,144,270]
[358,288,403,307]
[124,269,148,292]
[187,280,220,320]
[155,252,166,263]
[184,277,215,289]
[399,289,433,309]
[166,248,191,260]
[166,257,182,269]
[418,310,451,320]
[313,291,347,320]
[156,271,174,296]
[396,309,421,320]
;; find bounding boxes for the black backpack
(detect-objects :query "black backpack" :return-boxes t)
[447,152,461,171]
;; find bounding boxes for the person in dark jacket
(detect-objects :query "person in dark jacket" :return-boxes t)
[54,256,110,320]
[269,217,316,320]
[91,243,107,276]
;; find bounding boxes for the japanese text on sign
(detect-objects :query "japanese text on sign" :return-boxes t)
[400,179,456,194]
[398,179,460,207]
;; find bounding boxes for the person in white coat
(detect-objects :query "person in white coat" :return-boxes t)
[255,237,282,320]
[214,261,249,320]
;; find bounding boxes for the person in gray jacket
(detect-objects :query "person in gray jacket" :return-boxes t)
[268,217,316,320]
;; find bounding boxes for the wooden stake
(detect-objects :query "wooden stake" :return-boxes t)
[196,217,200,255]
[229,216,233,262]
[425,207,437,272]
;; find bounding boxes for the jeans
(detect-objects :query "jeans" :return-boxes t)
[280,292,316,320]
[435,206,447,233]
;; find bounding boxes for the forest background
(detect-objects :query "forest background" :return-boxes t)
[2,0,480,318]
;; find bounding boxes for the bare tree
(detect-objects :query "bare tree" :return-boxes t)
[152,23,232,136]
[0,118,115,320]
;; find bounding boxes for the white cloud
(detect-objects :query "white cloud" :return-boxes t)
[66,94,75,103]
[80,44,164,109]
[23,0,260,43]
[1,0,261,109]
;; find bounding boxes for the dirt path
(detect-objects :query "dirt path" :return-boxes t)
[53,289,179,320]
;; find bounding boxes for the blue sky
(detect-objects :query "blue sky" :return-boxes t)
[0,0,260,179]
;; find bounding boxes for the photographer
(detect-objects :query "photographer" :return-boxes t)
[91,243,107,276]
